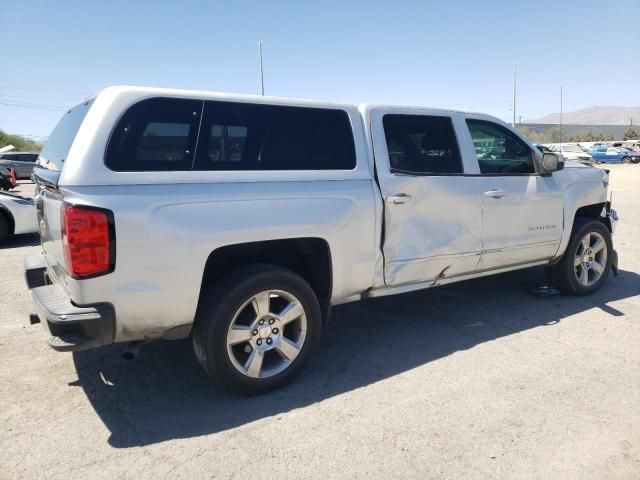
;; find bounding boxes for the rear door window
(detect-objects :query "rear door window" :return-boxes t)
[193,101,356,171]
[382,114,463,174]
[106,98,202,171]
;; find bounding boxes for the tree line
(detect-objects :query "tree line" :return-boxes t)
[517,126,640,144]
[0,129,43,152]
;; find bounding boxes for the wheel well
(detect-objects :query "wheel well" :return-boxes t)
[0,207,15,235]
[200,237,332,309]
[574,202,610,232]
[575,203,605,221]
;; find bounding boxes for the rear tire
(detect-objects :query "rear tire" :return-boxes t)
[547,218,613,296]
[192,264,322,395]
[0,212,10,243]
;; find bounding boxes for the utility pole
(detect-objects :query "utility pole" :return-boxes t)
[559,85,563,144]
[258,41,265,96]
[512,63,517,127]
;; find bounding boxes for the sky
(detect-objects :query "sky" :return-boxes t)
[1,0,639,139]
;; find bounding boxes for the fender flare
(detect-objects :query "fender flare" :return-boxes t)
[551,182,607,262]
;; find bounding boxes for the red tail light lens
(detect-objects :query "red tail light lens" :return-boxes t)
[62,205,115,278]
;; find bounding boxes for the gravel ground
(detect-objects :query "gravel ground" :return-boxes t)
[1,166,639,480]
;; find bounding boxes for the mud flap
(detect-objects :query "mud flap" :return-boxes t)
[611,249,619,277]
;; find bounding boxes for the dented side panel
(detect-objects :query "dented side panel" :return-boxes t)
[369,108,482,287]
[380,176,482,286]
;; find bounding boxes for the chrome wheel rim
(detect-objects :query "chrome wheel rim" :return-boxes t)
[574,231,607,287]
[226,290,307,379]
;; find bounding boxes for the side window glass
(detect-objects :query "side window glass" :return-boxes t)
[194,101,356,171]
[208,125,248,163]
[466,119,535,174]
[136,122,190,163]
[382,114,463,174]
[106,98,202,171]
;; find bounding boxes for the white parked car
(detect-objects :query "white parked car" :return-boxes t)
[550,144,595,165]
[25,86,618,394]
[0,191,37,242]
[0,152,40,179]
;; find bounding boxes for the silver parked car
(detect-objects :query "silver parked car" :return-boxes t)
[549,144,595,165]
[0,152,39,179]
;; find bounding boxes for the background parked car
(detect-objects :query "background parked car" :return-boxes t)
[0,191,37,242]
[617,147,640,163]
[550,144,595,165]
[590,146,633,164]
[0,152,39,179]
[0,167,17,191]
[611,143,640,163]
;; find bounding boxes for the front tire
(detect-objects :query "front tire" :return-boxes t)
[622,156,631,164]
[192,264,322,395]
[547,218,613,296]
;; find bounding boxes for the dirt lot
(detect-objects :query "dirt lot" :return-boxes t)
[1,166,639,480]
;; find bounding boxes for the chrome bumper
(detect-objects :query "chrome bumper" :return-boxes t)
[24,255,114,352]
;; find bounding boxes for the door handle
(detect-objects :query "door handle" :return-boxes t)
[385,193,412,204]
[484,189,507,198]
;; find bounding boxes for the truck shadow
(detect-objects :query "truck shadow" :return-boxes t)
[72,267,640,448]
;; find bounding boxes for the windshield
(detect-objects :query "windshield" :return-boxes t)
[38,99,94,171]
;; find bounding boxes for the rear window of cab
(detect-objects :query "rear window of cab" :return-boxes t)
[105,98,356,171]
[39,100,94,171]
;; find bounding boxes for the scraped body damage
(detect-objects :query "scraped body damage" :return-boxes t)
[381,175,482,286]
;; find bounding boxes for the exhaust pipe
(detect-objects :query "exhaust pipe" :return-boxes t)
[121,340,151,360]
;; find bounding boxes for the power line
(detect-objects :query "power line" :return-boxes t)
[0,101,68,111]
[0,93,81,101]
[0,85,91,95]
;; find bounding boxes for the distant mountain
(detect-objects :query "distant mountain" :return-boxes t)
[528,106,640,125]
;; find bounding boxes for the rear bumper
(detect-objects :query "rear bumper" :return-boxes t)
[24,255,114,352]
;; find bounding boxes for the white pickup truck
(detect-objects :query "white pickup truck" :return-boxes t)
[25,86,618,394]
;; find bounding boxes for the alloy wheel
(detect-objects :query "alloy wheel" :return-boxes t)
[573,231,608,287]
[226,290,307,379]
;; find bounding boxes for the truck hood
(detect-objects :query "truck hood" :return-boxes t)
[562,161,609,185]
[563,160,592,169]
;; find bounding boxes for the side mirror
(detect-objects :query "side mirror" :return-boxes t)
[541,152,564,174]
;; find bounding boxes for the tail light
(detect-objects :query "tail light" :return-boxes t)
[61,204,115,278]
[9,168,16,187]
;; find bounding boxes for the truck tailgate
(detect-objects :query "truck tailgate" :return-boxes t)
[34,169,68,288]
